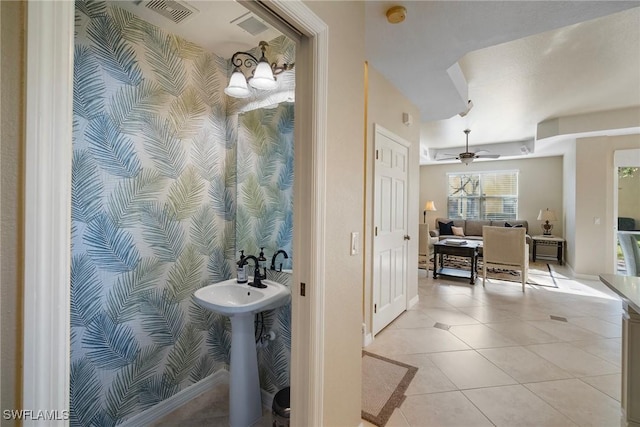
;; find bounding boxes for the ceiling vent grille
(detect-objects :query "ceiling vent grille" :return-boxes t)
[233,14,269,36]
[142,0,198,24]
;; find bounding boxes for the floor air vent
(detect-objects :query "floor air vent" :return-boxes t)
[143,0,198,24]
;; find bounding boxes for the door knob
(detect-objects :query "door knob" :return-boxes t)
[404,235,410,240]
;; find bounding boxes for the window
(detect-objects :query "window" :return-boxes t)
[447,170,518,220]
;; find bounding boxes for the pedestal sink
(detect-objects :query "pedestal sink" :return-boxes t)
[194,279,291,427]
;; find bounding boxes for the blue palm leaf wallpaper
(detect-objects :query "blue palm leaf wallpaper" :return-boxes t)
[72,2,295,424]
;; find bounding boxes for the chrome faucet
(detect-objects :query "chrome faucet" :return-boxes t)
[241,255,267,288]
[270,250,289,272]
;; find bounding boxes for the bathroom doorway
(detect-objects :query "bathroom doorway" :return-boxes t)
[23,1,328,425]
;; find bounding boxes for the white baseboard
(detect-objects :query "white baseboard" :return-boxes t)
[408,294,419,309]
[362,332,373,348]
[120,370,229,427]
[119,370,280,426]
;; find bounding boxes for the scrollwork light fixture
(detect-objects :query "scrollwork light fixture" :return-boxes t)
[224,41,294,99]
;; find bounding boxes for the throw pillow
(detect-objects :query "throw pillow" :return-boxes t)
[504,222,523,228]
[438,221,454,235]
[451,226,465,237]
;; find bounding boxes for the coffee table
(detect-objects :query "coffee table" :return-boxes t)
[433,240,482,284]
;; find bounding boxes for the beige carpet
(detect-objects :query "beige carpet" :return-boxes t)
[420,256,558,287]
[361,351,418,426]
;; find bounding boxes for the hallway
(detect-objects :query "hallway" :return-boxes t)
[364,265,623,426]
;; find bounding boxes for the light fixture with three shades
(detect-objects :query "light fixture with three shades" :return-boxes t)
[224,41,294,99]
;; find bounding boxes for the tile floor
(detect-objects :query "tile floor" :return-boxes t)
[155,263,624,426]
[363,264,624,427]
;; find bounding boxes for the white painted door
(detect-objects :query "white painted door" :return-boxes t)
[373,126,409,335]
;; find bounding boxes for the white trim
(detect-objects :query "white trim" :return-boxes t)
[408,294,420,309]
[265,2,328,425]
[23,1,327,426]
[23,1,74,425]
[362,332,374,348]
[119,370,229,427]
[613,149,640,272]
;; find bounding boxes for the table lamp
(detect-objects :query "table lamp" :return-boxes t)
[537,208,557,235]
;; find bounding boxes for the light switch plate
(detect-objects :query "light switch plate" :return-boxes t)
[350,232,360,255]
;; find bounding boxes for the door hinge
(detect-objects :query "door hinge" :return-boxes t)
[375,149,379,160]
[374,303,377,313]
[374,226,378,236]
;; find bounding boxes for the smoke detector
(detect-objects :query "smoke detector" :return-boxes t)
[386,6,407,24]
[137,0,198,24]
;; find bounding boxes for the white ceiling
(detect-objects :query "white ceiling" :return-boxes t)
[117,1,640,164]
[116,1,282,58]
[365,2,640,164]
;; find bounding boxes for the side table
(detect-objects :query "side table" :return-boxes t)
[532,235,564,265]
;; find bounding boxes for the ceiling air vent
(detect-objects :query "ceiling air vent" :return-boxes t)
[142,0,198,24]
[232,13,270,36]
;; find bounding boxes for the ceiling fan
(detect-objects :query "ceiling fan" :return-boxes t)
[436,129,500,165]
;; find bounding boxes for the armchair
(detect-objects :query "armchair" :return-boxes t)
[482,226,529,292]
[618,231,640,276]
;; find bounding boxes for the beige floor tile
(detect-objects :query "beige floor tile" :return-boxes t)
[388,310,437,329]
[421,307,481,326]
[399,391,493,427]
[526,342,620,377]
[436,293,487,307]
[566,316,621,338]
[393,353,457,395]
[525,378,621,427]
[455,305,520,323]
[526,319,606,341]
[384,408,411,427]
[449,324,519,349]
[366,327,470,357]
[597,314,623,326]
[485,321,561,345]
[478,346,572,383]
[571,338,622,367]
[580,374,621,402]
[463,384,577,426]
[492,302,553,321]
[430,350,517,389]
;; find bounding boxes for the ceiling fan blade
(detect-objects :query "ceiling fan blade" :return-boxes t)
[435,153,458,160]
[474,150,490,155]
[475,154,501,159]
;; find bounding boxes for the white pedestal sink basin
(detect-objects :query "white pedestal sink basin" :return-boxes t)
[194,279,291,427]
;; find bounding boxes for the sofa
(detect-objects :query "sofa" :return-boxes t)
[431,217,531,245]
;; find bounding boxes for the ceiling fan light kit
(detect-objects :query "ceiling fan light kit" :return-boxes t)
[434,129,501,165]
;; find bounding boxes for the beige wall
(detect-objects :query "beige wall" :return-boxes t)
[574,134,640,275]
[1,0,25,419]
[420,156,564,257]
[364,65,421,338]
[303,2,365,425]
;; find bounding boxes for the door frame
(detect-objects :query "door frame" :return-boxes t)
[22,1,328,425]
[371,124,411,335]
[613,149,640,273]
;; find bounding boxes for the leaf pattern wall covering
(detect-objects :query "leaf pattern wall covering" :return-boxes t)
[71,2,294,425]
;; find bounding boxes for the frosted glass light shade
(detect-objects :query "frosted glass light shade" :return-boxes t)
[224,70,251,98]
[249,60,277,90]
